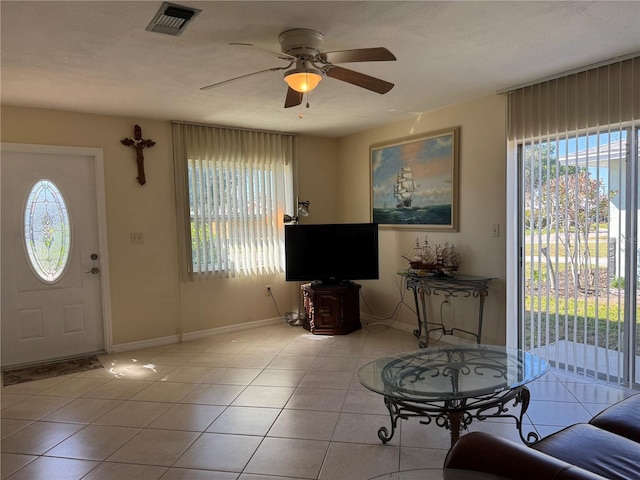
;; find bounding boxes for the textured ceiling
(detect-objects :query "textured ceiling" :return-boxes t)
[1,1,639,137]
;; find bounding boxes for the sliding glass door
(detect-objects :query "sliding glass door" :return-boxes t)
[634,127,640,386]
[518,126,639,387]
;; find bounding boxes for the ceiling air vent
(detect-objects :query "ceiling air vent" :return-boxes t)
[146,2,201,36]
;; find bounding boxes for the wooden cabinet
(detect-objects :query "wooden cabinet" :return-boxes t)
[301,282,361,335]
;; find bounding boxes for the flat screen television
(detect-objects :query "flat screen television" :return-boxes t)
[285,223,379,284]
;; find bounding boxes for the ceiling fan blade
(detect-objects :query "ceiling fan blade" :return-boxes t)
[230,42,295,61]
[325,66,394,94]
[319,47,396,64]
[200,67,287,91]
[284,87,303,108]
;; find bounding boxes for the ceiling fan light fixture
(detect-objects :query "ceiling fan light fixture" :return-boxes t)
[284,69,322,93]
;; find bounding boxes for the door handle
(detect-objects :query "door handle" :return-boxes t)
[85,267,100,274]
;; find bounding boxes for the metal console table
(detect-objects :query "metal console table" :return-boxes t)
[402,271,493,348]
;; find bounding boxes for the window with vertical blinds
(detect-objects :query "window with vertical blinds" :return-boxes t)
[507,55,640,386]
[172,122,295,279]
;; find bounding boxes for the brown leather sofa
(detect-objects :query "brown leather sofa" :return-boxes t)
[444,392,640,480]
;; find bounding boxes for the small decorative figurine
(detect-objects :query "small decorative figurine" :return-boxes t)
[403,235,459,276]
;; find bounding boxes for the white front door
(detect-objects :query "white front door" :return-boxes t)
[1,144,110,367]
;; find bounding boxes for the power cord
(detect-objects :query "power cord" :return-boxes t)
[360,274,445,344]
[359,274,413,333]
[268,288,304,326]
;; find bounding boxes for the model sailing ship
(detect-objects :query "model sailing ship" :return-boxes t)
[403,236,460,276]
[394,167,416,208]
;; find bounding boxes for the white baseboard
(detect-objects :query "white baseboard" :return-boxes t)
[360,313,416,332]
[110,317,284,354]
[111,315,470,354]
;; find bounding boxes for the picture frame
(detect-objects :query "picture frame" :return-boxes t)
[370,127,459,230]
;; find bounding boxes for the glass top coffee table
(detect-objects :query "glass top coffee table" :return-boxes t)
[357,344,548,446]
[370,469,508,480]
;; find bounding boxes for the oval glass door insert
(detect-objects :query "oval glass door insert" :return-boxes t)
[24,179,71,282]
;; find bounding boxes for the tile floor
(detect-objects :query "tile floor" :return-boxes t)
[1,323,637,480]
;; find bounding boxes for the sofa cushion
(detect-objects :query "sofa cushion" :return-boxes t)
[445,431,608,479]
[589,392,640,442]
[532,423,640,480]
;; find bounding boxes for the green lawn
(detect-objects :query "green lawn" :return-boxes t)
[524,240,611,258]
[524,294,640,354]
[523,226,640,355]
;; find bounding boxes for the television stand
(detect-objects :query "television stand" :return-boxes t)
[301,282,361,335]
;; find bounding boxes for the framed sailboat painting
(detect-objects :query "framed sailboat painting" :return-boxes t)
[370,127,459,230]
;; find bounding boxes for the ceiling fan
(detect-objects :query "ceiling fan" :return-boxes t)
[201,28,397,108]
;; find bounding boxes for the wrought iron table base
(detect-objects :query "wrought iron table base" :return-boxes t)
[413,323,482,350]
[406,274,492,348]
[377,385,539,447]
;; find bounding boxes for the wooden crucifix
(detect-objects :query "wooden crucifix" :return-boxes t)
[121,125,156,185]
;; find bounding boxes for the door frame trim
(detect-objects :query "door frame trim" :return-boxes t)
[1,142,113,354]
[506,140,519,348]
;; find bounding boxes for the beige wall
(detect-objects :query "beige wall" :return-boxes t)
[337,94,507,344]
[1,94,507,350]
[296,135,340,225]
[1,106,181,346]
[176,134,341,335]
[0,106,334,348]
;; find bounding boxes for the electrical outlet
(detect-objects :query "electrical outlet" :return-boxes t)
[266,285,272,296]
[131,232,144,244]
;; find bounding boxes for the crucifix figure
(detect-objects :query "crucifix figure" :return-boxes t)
[121,125,156,185]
